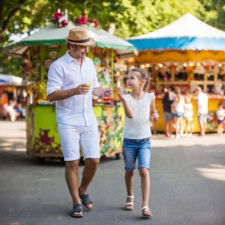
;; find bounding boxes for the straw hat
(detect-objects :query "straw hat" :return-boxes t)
[65,28,95,46]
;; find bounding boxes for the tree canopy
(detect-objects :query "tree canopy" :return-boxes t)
[0,0,224,75]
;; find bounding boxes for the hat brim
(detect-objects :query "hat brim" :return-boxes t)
[65,37,95,46]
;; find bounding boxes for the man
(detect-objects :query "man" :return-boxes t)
[196,86,208,136]
[47,28,111,218]
[162,87,174,137]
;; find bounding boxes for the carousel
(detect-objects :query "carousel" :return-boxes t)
[127,13,225,132]
[5,11,136,161]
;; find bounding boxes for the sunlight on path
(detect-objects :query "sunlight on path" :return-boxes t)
[152,134,225,147]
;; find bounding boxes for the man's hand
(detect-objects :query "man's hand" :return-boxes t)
[75,84,91,95]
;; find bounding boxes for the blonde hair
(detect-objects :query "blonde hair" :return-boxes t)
[129,68,150,91]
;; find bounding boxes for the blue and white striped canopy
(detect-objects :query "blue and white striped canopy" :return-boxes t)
[128,13,225,51]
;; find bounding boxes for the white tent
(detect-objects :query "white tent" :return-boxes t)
[128,13,225,51]
[0,74,23,86]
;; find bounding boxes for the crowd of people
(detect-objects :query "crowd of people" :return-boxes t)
[0,92,26,122]
[162,86,225,138]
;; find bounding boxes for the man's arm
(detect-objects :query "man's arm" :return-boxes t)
[48,84,90,102]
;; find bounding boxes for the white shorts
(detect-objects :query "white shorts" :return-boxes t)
[57,123,100,161]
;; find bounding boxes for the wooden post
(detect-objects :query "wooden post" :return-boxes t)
[204,66,208,92]
[171,65,175,82]
[214,65,218,92]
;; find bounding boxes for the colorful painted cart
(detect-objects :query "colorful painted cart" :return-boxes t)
[127,13,225,132]
[5,17,136,161]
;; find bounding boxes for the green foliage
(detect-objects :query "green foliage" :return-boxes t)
[0,0,224,76]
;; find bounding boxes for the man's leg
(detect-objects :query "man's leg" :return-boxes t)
[198,115,205,136]
[79,158,99,208]
[65,160,81,205]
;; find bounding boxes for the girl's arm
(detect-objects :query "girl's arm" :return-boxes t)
[118,89,134,119]
[150,99,159,122]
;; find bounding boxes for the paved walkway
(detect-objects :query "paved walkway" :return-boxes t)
[0,121,225,225]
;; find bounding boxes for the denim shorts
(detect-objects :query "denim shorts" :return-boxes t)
[122,137,151,171]
[172,112,184,118]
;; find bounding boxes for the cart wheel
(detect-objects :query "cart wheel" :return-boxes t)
[38,157,45,163]
[115,153,121,160]
[59,158,65,163]
[80,157,85,166]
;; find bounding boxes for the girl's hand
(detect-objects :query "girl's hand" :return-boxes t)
[103,89,112,97]
[118,88,125,101]
[151,112,159,122]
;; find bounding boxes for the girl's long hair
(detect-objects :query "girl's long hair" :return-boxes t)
[130,68,151,92]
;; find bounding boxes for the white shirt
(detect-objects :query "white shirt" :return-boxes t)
[174,97,185,113]
[197,92,208,115]
[216,109,225,121]
[123,93,155,139]
[47,52,100,126]
[184,103,193,117]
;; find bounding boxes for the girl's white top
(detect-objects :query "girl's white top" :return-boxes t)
[184,103,193,117]
[174,97,185,113]
[123,93,155,139]
[216,109,225,120]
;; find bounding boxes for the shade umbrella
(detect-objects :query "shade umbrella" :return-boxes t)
[5,22,136,57]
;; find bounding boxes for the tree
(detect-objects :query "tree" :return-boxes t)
[0,0,223,76]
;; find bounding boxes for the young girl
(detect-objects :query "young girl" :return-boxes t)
[172,90,185,139]
[118,68,158,218]
[216,102,225,135]
[184,95,193,136]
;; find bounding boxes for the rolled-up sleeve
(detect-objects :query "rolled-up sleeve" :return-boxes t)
[47,62,64,96]
[92,61,100,89]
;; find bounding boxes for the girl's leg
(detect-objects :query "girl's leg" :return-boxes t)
[139,168,150,207]
[138,139,152,217]
[218,123,223,135]
[123,139,137,209]
[179,118,184,136]
[125,170,135,198]
[174,118,179,137]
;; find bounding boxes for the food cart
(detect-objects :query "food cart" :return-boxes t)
[5,14,136,161]
[127,13,225,132]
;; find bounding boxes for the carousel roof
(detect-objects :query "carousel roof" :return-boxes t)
[5,22,136,56]
[128,13,225,51]
[0,74,23,86]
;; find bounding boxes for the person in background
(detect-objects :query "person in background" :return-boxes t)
[216,102,225,136]
[196,87,208,136]
[172,89,185,139]
[118,68,158,218]
[5,100,17,122]
[162,87,174,137]
[0,92,8,119]
[183,95,193,137]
